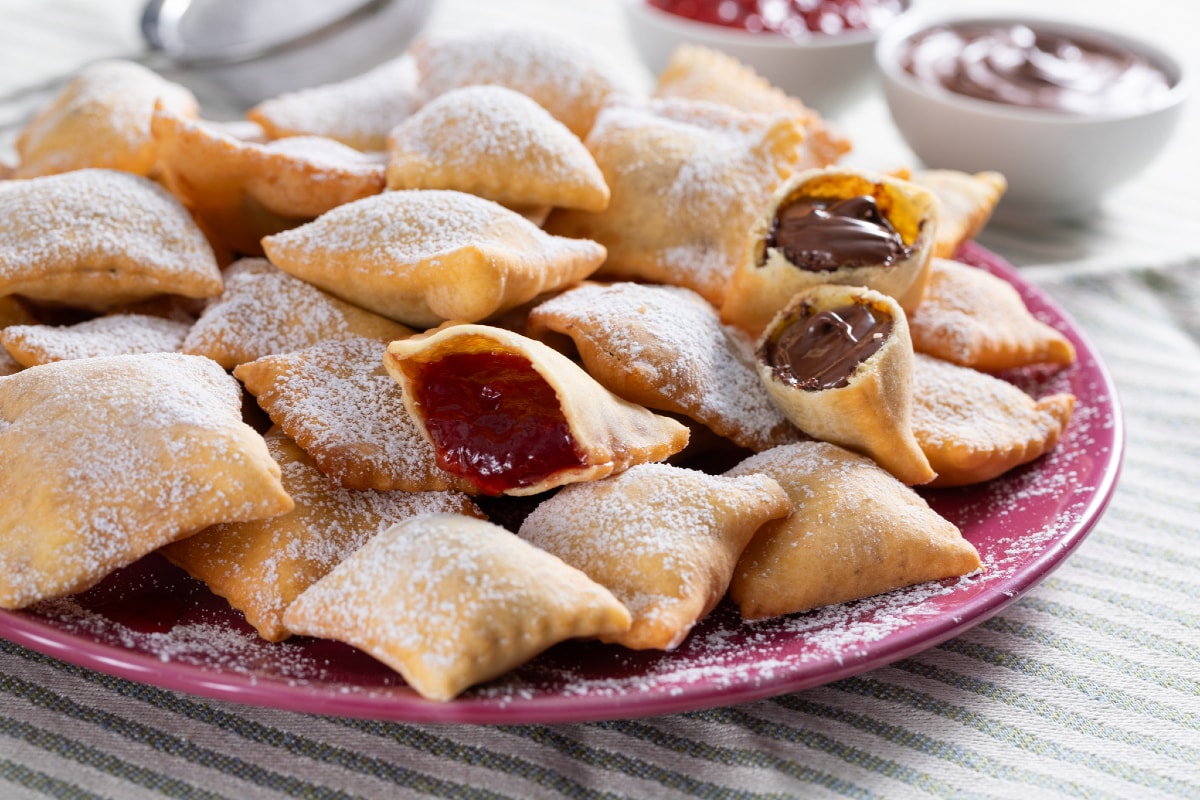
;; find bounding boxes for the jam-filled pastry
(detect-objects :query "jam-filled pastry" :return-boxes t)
[384,323,691,496]
[263,190,606,328]
[283,513,632,701]
[652,44,851,167]
[725,441,981,620]
[903,169,1006,259]
[410,28,635,139]
[545,97,816,306]
[0,313,190,368]
[756,284,936,485]
[0,353,292,609]
[527,282,804,452]
[247,54,421,152]
[912,353,1075,487]
[387,85,610,214]
[234,337,475,494]
[182,258,413,369]
[161,428,483,642]
[13,59,198,179]
[908,258,1076,371]
[518,463,790,650]
[721,167,939,336]
[0,169,222,309]
[151,103,387,255]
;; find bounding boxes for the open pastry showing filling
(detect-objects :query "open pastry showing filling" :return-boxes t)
[756,285,935,485]
[384,324,690,496]
[722,167,938,335]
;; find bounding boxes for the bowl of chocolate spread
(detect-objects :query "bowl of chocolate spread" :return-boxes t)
[876,14,1189,221]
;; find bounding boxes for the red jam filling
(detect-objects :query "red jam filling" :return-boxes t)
[647,0,904,39]
[411,351,587,495]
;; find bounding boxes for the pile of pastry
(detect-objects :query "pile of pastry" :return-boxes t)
[0,29,1077,701]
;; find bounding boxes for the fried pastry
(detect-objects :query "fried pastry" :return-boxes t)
[386,85,609,213]
[384,323,691,496]
[262,190,606,328]
[652,44,851,166]
[0,169,222,309]
[13,59,198,179]
[283,513,632,701]
[182,258,413,369]
[527,281,803,452]
[756,284,935,485]
[912,353,1075,487]
[0,296,37,328]
[247,54,421,151]
[721,167,939,335]
[904,169,1006,259]
[908,258,1076,371]
[161,428,483,641]
[518,463,790,650]
[545,97,819,306]
[234,337,474,493]
[0,352,292,609]
[410,28,635,138]
[152,104,387,255]
[726,441,981,620]
[0,313,190,368]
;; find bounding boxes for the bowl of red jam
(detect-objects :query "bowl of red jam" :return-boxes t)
[623,0,910,115]
[876,14,1189,221]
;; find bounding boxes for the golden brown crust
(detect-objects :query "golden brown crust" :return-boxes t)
[283,513,632,701]
[726,442,981,620]
[912,353,1076,487]
[161,428,483,641]
[0,353,292,609]
[908,259,1076,371]
[518,463,790,650]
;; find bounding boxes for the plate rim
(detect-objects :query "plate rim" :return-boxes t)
[0,243,1125,724]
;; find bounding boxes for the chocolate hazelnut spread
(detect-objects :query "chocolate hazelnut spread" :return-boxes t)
[762,302,893,390]
[767,195,912,272]
[900,22,1172,115]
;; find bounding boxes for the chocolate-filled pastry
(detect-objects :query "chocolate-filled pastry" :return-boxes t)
[527,281,803,452]
[545,97,818,306]
[726,441,981,620]
[13,59,198,179]
[0,353,292,609]
[161,428,483,642]
[0,169,222,310]
[721,167,939,335]
[756,284,935,485]
[151,103,387,255]
[908,258,1076,371]
[247,54,421,152]
[262,190,605,328]
[410,28,635,139]
[912,353,1075,487]
[283,513,632,701]
[384,324,690,496]
[518,463,790,650]
[387,85,609,214]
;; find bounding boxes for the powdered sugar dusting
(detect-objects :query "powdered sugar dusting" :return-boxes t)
[0,313,190,365]
[530,282,800,451]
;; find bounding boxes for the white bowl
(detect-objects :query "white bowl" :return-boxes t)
[876,13,1190,222]
[622,0,909,117]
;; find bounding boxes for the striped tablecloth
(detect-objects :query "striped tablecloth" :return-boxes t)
[2,0,1198,797]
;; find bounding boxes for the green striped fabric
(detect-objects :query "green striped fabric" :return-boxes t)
[2,0,1199,798]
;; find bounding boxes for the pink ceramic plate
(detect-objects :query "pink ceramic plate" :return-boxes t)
[0,243,1123,724]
